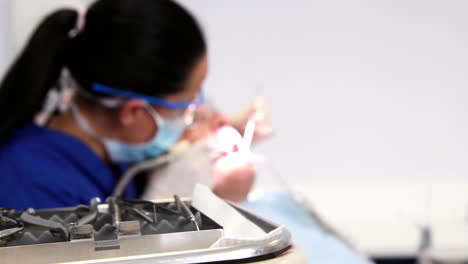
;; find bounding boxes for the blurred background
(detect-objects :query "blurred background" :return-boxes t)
[1,0,467,263]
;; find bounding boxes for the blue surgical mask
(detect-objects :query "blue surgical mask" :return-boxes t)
[71,103,186,164]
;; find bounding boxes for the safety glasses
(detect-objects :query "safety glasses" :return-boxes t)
[89,83,204,127]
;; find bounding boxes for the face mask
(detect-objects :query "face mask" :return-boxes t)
[71,103,186,164]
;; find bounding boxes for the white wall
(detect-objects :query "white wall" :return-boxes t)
[0,0,13,78]
[12,0,468,184]
[177,0,468,184]
[14,0,94,53]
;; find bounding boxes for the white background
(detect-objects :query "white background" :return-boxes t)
[177,0,468,185]
[5,0,468,256]
[0,0,12,77]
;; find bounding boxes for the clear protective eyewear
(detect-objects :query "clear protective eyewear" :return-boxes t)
[82,83,205,127]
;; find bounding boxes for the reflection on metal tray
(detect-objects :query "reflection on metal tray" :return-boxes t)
[0,197,293,264]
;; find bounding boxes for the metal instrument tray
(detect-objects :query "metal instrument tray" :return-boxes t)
[0,200,291,263]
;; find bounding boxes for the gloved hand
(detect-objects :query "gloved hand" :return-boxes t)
[208,126,256,203]
[212,156,255,203]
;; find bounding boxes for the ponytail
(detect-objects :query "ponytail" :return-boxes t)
[0,9,78,143]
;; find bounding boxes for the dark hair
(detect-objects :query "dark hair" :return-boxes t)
[0,0,206,143]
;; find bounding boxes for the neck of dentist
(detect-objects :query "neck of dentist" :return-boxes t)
[48,96,157,162]
[47,97,114,161]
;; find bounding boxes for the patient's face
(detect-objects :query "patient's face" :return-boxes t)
[180,104,229,143]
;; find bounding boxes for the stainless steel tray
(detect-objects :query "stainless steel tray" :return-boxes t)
[0,201,292,264]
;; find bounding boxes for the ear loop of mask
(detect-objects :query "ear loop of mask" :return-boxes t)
[70,103,102,140]
[143,104,165,130]
[71,100,165,147]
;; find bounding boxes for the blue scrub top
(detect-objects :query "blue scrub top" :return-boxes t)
[0,123,138,210]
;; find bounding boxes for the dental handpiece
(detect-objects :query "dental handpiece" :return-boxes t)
[106,197,121,228]
[242,118,256,152]
[174,195,199,231]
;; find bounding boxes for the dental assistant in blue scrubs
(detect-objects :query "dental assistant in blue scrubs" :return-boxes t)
[0,0,207,210]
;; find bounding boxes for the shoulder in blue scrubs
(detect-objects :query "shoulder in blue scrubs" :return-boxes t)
[0,122,137,210]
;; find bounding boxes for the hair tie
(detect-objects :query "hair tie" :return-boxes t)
[69,6,87,38]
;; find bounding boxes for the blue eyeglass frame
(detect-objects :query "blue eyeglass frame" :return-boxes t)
[92,83,205,110]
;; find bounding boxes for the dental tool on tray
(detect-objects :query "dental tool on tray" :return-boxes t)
[174,195,200,231]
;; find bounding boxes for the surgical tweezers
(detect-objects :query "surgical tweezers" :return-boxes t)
[0,215,24,241]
